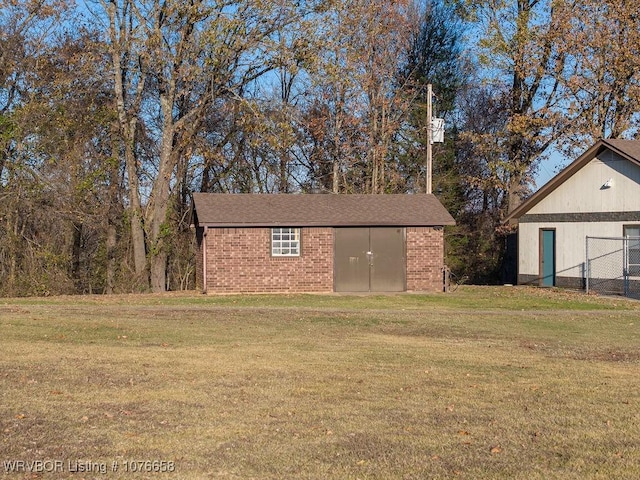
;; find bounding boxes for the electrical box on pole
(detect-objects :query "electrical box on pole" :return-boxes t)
[432,118,445,143]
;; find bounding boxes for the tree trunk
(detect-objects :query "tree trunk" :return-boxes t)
[507,145,525,215]
[0,151,5,184]
[147,103,176,292]
[332,99,342,194]
[71,221,83,292]
[124,141,148,283]
[332,157,339,193]
[107,0,149,289]
[279,153,289,193]
[507,181,523,215]
[149,250,168,293]
[105,220,117,294]
[6,213,18,292]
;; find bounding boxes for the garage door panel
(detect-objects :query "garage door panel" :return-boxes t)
[334,228,369,292]
[334,227,405,292]
[370,227,405,292]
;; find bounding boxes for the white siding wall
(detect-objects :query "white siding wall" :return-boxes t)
[519,149,640,282]
[529,150,640,214]
[518,221,632,278]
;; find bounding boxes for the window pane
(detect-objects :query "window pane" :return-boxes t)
[624,226,640,237]
[272,228,300,256]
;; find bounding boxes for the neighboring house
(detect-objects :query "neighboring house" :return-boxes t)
[506,139,640,289]
[191,193,455,294]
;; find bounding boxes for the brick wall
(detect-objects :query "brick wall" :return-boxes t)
[204,227,334,293]
[201,226,444,294]
[406,227,444,292]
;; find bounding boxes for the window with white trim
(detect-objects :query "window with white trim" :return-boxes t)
[271,227,301,257]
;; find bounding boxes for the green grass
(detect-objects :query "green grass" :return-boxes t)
[5,284,635,310]
[1,286,639,479]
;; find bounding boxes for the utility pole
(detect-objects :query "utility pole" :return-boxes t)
[426,83,433,194]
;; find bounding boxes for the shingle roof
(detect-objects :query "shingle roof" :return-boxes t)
[605,138,640,160]
[505,139,640,222]
[192,193,455,227]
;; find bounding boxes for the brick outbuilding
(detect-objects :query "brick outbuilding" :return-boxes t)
[191,193,455,294]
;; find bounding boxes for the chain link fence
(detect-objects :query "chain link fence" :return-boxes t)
[586,236,640,299]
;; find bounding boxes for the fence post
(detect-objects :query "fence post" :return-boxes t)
[442,265,450,293]
[585,236,590,294]
[623,236,629,297]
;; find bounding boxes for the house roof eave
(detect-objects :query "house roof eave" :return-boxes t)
[197,221,456,228]
[505,139,640,223]
[191,193,456,227]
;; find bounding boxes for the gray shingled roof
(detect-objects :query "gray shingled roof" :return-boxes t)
[192,193,455,227]
[605,138,640,160]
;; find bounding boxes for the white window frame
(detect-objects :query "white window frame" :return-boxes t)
[271,227,301,257]
[624,225,640,277]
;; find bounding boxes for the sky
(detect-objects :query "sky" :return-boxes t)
[535,151,566,190]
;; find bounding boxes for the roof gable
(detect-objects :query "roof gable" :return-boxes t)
[506,139,640,222]
[192,193,456,227]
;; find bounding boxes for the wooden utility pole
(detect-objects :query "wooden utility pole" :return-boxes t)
[426,83,433,194]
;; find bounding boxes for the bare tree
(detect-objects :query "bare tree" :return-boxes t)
[101,0,149,285]
[462,0,568,214]
[98,0,297,291]
[559,0,640,153]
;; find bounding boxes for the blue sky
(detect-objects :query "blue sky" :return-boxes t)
[535,150,565,189]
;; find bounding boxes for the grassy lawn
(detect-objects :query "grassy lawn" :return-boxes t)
[1,286,639,479]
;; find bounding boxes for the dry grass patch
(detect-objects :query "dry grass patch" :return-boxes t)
[1,287,639,479]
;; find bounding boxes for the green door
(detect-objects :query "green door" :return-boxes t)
[540,229,556,287]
